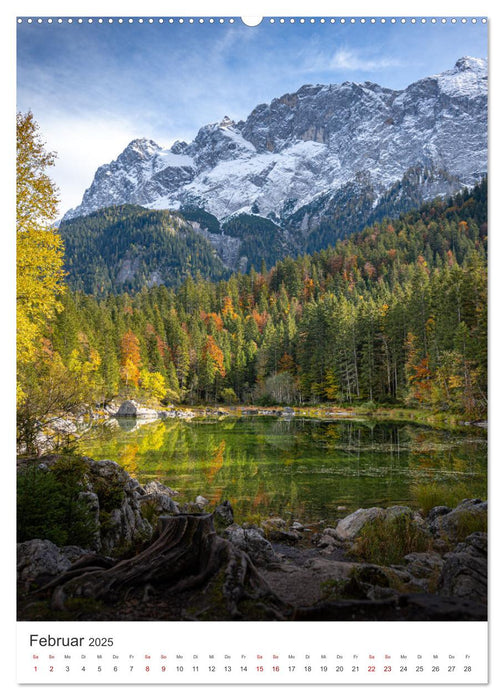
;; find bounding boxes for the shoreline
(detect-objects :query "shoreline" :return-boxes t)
[93,399,487,430]
[17,454,488,622]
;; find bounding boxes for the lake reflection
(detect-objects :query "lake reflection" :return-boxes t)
[79,417,487,524]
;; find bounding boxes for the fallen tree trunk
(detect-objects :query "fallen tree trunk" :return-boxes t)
[48,513,284,619]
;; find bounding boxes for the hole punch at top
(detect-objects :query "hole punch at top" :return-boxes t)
[241,16,263,26]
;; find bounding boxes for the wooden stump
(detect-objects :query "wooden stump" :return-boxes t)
[48,513,284,619]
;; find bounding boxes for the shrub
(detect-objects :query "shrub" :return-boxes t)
[219,387,239,404]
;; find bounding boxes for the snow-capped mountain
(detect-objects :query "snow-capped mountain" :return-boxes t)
[64,57,487,234]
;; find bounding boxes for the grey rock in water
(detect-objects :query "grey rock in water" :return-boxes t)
[115,400,159,419]
[115,400,140,416]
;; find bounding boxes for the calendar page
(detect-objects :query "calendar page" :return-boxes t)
[14,1,489,688]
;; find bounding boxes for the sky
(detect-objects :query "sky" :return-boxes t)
[16,16,488,216]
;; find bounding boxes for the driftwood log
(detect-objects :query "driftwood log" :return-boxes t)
[44,513,283,619]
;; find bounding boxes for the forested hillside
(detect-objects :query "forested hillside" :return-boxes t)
[59,204,227,294]
[41,180,487,419]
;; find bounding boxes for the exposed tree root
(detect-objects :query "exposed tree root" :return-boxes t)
[41,513,285,620]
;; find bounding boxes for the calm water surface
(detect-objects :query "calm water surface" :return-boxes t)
[79,416,487,524]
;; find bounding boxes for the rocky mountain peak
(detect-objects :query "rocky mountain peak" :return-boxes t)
[219,115,235,129]
[64,57,487,226]
[454,55,487,73]
[123,138,161,159]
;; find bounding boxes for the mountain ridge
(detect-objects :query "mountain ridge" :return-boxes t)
[63,56,487,228]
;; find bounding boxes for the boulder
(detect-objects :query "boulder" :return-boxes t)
[262,517,287,529]
[17,539,90,591]
[385,505,414,521]
[76,490,101,550]
[316,527,341,552]
[138,482,180,518]
[82,458,155,554]
[403,551,444,580]
[115,400,140,416]
[115,400,159,418]
[142,480,179,498]
[225,524,278,565]
[214,500,234,527]
[438,532,487,602]
[100,499,154,555]
[334,507,385,540]
[291,521,305,531]
[427,505,452,520]
[428,499,487,542]
[261,516,302,543]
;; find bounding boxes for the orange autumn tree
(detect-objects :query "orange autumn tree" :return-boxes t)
[200,335,226,400]
[120,330,142,388]
[405,332,433,405]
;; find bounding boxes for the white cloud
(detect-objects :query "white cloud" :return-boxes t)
[38,114,142,216]
[302,47,402,75]
[329,48,402,71]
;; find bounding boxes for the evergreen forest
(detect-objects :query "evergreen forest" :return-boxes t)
[28,180,487,424]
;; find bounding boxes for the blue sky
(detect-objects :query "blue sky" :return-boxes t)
[17,17,488,215]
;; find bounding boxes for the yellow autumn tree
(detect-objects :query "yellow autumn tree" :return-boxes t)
[17,112,66,400]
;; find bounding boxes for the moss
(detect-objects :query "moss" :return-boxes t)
[65,597,105,615]
[320,578,348,601]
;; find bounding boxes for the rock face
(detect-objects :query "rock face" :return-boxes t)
[16,458,188,590]
[17,540,91,592]
[17,457,183,559]
[63,57,487,248]
[80,458,154,554]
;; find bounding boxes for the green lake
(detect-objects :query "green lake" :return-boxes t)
[79,416,487,525]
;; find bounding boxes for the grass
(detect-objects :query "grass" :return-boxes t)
[351,513,432,566]
[412,483,486,514]
[450,510,488,541]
